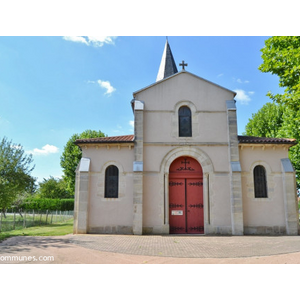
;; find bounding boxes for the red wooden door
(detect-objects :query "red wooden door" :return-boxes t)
[186,178,204,233]
[169,157,204,234]
[169,178,186,233]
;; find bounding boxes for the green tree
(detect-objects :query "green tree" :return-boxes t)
[60,129,106,194]
[258,36,300,191]
[278,109,300,191]
[37,176,73,199]
[244,102,285,137]
[259,36,300,109]
[0,137,36,215]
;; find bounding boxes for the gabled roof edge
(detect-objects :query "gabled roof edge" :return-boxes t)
[133,70,237,98]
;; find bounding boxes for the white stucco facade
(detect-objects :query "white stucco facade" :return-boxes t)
[73,70,299,236]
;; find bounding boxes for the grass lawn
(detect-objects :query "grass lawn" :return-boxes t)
[0,218,73,242]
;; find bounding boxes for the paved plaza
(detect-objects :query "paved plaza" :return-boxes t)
[68,234,300,258]
[1,234,300,263]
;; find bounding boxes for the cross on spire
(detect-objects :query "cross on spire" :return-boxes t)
[179,60,188,70]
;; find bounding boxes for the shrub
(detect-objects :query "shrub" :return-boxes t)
[19,198,74,211]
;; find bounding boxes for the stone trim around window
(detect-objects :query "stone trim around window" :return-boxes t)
[97,161,126,202]
[244,161,275,202]
[171,100,199,139]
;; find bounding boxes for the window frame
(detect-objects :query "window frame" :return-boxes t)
[178,105,192,137]
[253,165,268,198]
[105,165,119,198]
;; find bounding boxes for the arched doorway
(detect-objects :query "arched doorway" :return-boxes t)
[169,156,204,234]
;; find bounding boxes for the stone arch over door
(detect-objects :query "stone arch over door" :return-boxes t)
[160,147,214,234]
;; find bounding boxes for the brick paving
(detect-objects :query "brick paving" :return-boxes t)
[68,234,300,258]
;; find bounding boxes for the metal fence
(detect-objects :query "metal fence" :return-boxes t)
[0,210,73,232]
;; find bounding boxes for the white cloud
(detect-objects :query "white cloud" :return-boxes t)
[27,144,59,156]
[87,36,116,47]
[63,36,89,45]
[97,80,116,95]
[236,78,250,84]
[63,36,117,47]
[233,89,254,105]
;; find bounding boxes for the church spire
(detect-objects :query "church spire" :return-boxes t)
[156,39,178,82]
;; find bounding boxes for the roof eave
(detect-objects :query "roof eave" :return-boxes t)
[238,142,296,146]
[74,135,135,146]
[238,136,297,146]
[75,140,135,145]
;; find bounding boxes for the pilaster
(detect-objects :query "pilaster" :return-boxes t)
[281,158,299,235]
[226,100,244,235]
[132,100,144,235]
[73,158,90,234]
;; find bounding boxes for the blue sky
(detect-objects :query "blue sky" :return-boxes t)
[0,36,285,183]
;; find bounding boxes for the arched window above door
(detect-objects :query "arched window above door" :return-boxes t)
[178,106,192,137]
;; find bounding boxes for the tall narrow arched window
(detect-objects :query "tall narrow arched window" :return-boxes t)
[105,165,119,198]
[179,106,192,137]
[253,165,268,198]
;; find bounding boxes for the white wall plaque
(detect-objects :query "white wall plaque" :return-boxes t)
[171,210,183,216]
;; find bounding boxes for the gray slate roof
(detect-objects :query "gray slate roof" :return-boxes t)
[156,40,178,81]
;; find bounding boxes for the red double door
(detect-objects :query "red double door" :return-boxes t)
[169,156,204,234]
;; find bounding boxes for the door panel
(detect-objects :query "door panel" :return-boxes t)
[186,179,204,234]
[169,179,186,234]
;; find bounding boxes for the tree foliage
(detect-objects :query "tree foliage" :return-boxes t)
[0,137,36,212]
[60,129,106,194]
[259,36,300,109]
[278,109,300,192]
[37,176,73,199]
[258,36,300,191]
[244,102,285,138]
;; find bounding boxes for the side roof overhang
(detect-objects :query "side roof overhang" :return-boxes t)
[74,135,135,150]
[238,135,297,146]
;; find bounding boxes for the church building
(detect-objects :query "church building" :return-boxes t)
[73,40,299,236]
